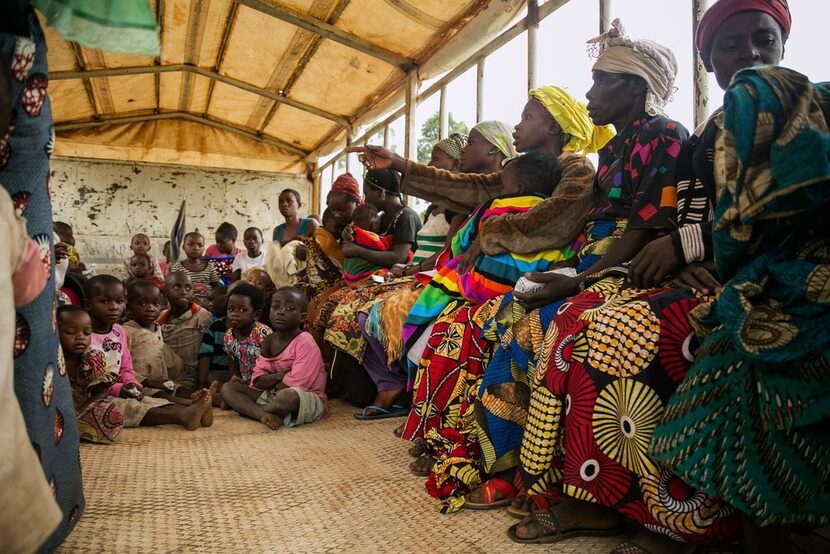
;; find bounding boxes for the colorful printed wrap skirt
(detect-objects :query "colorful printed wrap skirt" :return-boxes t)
[322,277,414,363]
[401,300,496,512]
[76,399,123,444]
[511,275,739,543]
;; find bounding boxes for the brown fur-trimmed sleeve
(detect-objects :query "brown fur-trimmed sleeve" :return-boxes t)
[400,159,501,215]
[479,153,597,256]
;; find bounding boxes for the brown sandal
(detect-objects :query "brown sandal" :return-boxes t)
[507,508,627,544]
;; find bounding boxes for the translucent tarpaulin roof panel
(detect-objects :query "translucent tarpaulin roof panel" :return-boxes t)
[45,0,525,173]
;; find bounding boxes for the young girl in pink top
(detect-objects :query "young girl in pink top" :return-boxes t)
[221,287,327,430]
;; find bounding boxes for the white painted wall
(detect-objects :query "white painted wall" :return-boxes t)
[51,157,312,277]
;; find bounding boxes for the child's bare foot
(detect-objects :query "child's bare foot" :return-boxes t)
[261,413,283,431]
[180,401,205,431]
[199,393,214,427]
[212,383,224,407]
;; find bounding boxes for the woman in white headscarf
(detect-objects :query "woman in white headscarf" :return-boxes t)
[485,20,699,545]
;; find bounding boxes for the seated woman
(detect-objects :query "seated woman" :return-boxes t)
[493,4,797,552]
[357,151,572,423]
[272,188,318,245]
[350,85,614,486]
[317,168,422,366]
[342,203,412,285]
[290,208,344,296]
[267,175,360,296]
[348,85,613,377]
[652,65,830,554]
[324,121,518,412]
[392,133,469,277]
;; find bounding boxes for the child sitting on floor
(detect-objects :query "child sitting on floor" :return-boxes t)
[343,203,412,284]
[124,233,163,279]
[223,282,272,384]
[125,252,164,289]
[82,275,212,431]
[159,271,214,389]
[221,287,327,430]
[123,280,187,397]
[58,305,124,443]
[205,221,242,258]
[231,227,265,281]
[170,232,220,308]
[245,268,276,329]
[198,290,230,390]
[205,222,241,286]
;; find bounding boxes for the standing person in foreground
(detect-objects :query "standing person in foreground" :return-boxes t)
[0,7,84,545]
[221,287,327,430]
[0,181,61,550]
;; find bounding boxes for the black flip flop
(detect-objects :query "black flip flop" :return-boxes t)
[354,405,409,420]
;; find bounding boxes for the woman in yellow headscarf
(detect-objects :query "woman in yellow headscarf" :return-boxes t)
[350,85,613,257]
[476,86,615,257]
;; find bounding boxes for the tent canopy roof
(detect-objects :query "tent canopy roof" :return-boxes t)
[47,0,524,174]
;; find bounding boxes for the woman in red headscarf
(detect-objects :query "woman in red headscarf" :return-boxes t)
[267,174,362,325]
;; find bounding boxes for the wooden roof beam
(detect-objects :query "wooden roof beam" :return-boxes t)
[204,2,239,115]
[54,111,309,157]
[256,0,352,134]
[50,64,351,129]
[234,0,412,70]
[71,43,100,119]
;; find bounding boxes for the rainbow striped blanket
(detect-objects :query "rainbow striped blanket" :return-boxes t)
[404,195,583,329]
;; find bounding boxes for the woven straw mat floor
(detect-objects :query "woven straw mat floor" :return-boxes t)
[59,400,624,553]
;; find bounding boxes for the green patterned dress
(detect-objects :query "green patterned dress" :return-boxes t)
[651,66,830,527]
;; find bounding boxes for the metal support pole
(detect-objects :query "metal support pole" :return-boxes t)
[527,0,539,92]
[439,85,448,140]
[692,0,710,127]
[476,58,485,123]
[599,0,611,33]
[404,70,418,161]
[311,163,321,215]
[383,125,391,149]
[403,70,418,203]
[345,132,353,173]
